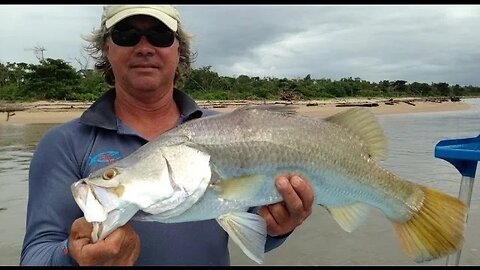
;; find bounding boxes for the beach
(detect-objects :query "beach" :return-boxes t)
[0,97,472,124]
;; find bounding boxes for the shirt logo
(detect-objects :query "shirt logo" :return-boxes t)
[88,150,121,166]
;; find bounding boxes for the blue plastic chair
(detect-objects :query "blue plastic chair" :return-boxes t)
[434,135,480,265]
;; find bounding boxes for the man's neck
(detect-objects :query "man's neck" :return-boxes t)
[114,88,181,141]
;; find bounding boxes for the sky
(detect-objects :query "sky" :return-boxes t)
[1,4,479,86]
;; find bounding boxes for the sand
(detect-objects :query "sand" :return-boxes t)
[0,97,472,124]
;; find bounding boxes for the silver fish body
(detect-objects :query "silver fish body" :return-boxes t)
[148,107,412,222]
[71,106,467,264]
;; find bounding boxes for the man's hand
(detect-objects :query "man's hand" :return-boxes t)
[258,174,314,237]
[67,217,141,266]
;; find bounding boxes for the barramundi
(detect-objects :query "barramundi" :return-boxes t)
[71,105,467,264]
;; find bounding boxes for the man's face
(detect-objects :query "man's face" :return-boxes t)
[105,15,179,94]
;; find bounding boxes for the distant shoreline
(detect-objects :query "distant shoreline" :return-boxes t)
[0,97,472,125]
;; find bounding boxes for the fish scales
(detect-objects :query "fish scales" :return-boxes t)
[168,107,420,218]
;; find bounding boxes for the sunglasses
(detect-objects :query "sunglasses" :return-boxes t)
[110,27,175,48]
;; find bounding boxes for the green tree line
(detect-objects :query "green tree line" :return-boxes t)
[1,59,480,102]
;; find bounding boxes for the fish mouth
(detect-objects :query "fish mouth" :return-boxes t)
[71,180,139,242]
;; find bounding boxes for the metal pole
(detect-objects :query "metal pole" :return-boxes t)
[445,176,475,266]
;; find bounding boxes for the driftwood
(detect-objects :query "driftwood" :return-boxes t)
[403,101,416,106]
[0,104,26,113]
[451,96,461,102]
[384,98,399,105]
[336,102,379,108]
[1,103,26,121]
[6,112,15,121]
[1,101,91,121]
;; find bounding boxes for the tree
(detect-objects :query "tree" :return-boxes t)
[22,58,81,100]
[451,84,464,97]
[433,82,450,97]
[75,51,92,78]
[25,44,47,62]
[0,62,30,100]
[183,65,220,94]
[409,82,432,97]
[74,69,108,101]
[392,80,408,95]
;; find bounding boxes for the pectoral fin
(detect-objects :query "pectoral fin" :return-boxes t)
[327,202,370,232]
[217,212,267,264]
[212,174,266,201]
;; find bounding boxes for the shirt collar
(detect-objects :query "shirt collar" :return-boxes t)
[79,88,203,130]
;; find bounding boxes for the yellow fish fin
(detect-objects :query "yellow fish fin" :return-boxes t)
[212,175,265,201]
[327,202,370,232]
[392,185,467,263]
[325,108,388,161]
[217,212,267,264]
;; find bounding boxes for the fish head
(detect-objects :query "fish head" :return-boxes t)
[70,170,139,242]
[71,144,213,241]
[70,157,175,241]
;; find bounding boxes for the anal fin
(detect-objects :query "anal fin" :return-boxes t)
[217,212,267,264]
[327,202,370,232]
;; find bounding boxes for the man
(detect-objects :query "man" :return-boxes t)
[20,5,314,266]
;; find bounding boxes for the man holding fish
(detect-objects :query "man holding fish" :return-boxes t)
[20,5,314,265]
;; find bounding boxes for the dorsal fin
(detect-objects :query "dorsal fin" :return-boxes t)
[326,108,388,160]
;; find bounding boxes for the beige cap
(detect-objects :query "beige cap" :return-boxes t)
[102,5,180,31]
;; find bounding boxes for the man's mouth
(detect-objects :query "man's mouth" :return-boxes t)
[131,63,159,69]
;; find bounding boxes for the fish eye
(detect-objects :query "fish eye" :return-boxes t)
[102,168,118,180]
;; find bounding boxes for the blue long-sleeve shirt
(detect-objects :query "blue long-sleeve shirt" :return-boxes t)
[20,89,289,266]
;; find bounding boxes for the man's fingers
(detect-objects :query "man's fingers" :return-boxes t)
[275,175,303,217]
[258,205,283,237]
[70,217,94,239]
[268,203,289,224]
[68,218,140,265]
[290,175,314,213]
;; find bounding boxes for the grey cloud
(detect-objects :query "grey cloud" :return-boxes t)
[1,5,479,86]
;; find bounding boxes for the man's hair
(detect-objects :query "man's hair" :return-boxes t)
[84,20,195,88]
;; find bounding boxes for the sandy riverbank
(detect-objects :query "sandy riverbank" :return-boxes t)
[0,97,472,124]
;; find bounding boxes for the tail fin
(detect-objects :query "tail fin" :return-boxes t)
[393,186,467,263]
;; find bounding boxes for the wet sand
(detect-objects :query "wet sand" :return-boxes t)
[0,98,472,124]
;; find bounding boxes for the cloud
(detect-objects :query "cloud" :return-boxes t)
[1,4,479,86]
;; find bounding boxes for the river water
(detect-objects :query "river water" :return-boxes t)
[1,99,480,265]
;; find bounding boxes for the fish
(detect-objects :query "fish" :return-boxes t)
[71,105,467,264]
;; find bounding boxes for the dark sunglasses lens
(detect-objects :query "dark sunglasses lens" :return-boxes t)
[146,31,175,47]
[111,29,141,46]
[111,28,174,47]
